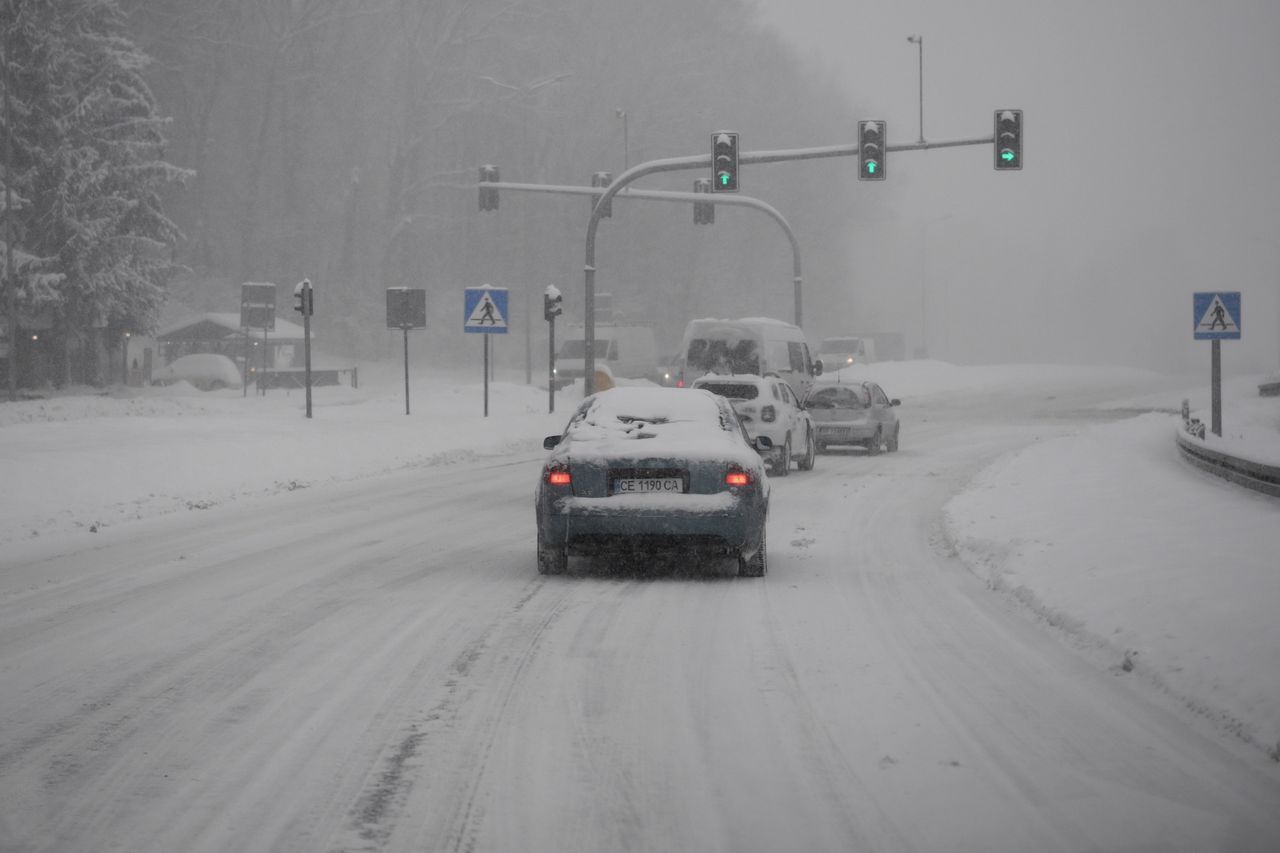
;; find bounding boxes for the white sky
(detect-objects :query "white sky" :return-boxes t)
[749,0,1280,371]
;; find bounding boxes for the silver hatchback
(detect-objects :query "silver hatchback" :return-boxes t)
[807,381,901,454]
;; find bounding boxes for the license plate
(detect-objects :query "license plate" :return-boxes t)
[613,477,685,494]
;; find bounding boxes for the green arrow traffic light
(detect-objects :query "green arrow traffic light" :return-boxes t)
[718,171,731,186]
[1001,149,1015,163]
[865,160,878,175]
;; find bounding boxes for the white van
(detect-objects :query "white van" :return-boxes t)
[679,317,822,401]
[553,323,660,387]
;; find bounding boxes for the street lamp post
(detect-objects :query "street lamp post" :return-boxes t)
[616,108,629,171]
[907,35,924,144]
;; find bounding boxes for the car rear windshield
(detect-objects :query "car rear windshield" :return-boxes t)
[686,338,760,374]
[695,382,760,400]
[809,387,866,408]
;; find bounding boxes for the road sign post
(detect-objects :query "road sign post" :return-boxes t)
[239,283,276,396]
[1193,291,1242,437]
[387,288,427,415]
[464,285,509,417]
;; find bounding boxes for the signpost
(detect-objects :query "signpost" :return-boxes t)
[464,285,509,417]
[239,282,276,396]
[387,287,427,415]
[1193,291,1242,437]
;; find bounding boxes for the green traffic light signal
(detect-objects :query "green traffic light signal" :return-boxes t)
[711,131,739,192]
[858,120,886,181]
[994,109,1023,171]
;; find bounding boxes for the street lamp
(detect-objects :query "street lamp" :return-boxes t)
[907,35,924,144]
[615,108,629,171]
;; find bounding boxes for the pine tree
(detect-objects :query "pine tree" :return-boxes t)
[3,0,189,386]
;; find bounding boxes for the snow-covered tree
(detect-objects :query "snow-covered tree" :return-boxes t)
[3,0,189,386]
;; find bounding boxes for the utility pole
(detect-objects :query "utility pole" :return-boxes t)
[4,7,18,400]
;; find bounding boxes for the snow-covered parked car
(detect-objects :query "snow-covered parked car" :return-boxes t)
[151,354,243,391]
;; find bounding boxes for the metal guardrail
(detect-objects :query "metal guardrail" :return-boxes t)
[1175,401,1280,498]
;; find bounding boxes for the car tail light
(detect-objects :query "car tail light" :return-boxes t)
[725,467,752,487]
[676,378,685,388]
[761,405,776,422]
[545,465,572,486]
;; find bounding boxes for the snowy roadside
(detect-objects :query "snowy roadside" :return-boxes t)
[941,376,1280,762]
[0,363,565,552]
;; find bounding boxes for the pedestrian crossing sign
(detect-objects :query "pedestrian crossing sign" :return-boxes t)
[464,285,509,334]
[1193,292,1241,340]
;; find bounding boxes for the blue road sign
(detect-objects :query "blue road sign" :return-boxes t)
[1193,292,1241,340]
[464,286,509,334]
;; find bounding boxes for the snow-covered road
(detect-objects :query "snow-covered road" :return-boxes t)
[3,376,1278,852]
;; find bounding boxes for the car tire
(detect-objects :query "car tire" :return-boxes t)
[867,427,882,456]
[738,528,767,577]
[797,427,816,471]
[887,424,899,452]
[536,531,568,575]
[772,437,791,477]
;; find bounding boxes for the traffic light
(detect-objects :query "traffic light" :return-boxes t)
[711,131,739,192]
[994,109,1023,170]
[591,171,613,219]
[478,164,499,211]
[293,279,313,316]
[543,289,563,322]
[858,120,886,181]
[693,178,714,225]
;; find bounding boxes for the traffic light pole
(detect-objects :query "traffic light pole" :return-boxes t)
[547,314,556,414]
[488,180,803,371]
[579,135,997,394]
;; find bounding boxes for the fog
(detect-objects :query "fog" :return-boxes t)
[112,0,1280,375]
[755,0,1280,371]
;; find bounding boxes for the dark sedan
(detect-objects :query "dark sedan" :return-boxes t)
[535,386,772,576]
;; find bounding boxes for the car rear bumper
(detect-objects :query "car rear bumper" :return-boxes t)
[538,493,764,554]
[815,423,876,444]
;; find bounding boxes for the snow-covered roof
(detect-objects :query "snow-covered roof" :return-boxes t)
[155,312,308,342]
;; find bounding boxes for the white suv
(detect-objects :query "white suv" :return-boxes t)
[691,374,816,476]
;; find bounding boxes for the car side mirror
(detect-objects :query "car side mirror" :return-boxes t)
[891,399,900,406]
[813,360,823,376]
[543,435,562,449]
[753,435,774,452]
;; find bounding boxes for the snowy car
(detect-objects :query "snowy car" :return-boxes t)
[691,373,816,476]
[807,381,900,454]
[535,386,773,576]
[151,353,243,391]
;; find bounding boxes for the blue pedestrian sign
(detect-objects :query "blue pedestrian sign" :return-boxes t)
[464,285,509,334]
[1193,292,1241,340]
